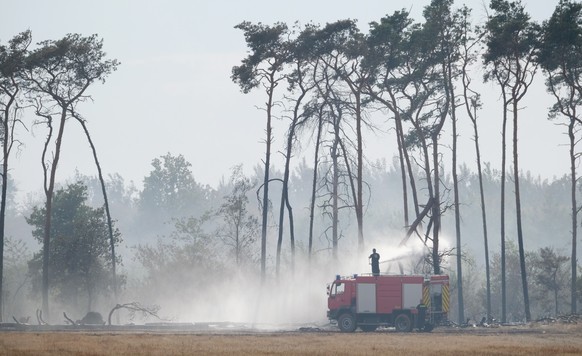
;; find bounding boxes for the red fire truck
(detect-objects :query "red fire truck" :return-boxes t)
[327,274,449,332]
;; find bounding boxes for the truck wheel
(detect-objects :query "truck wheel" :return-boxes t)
[338,313,357,333]
[422,323,434,332]
[394,314,412,332]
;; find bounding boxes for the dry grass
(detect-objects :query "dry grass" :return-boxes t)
[1,324,582,355]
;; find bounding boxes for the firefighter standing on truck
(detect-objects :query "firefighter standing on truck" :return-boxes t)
[369,248,380,276]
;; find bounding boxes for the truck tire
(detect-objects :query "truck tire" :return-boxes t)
[394,314,412,332]
[338,313,357,333]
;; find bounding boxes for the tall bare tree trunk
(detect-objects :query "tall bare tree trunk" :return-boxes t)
[431,136,440,275]
[332,119,341,261]
[460,11,491,323]
[276,68,308,274]
[277,154,298,274]
[430,91,448,275]
[75,117,118,305]
[512,99,531,322]
[0,125,6,322]
[451,91,464,324]
[340,139,358,255]
[0,89,19,322]
[396,119,409,227]
[284,194,295,271]
[402,129,421,220]
[569,117,578,314]
[260,78,275,283]
[395,113,413,275]
[276,161,289,276]
[410,109,435,270]
[41,109,68,321]
[308,111,324,262]
[568,120,578,314]
[470,104,491,320]
[355,94,364,253]
[500,94,508,323]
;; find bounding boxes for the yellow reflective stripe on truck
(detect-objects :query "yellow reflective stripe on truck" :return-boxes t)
[423,285,430,307]
[442,284,450,312]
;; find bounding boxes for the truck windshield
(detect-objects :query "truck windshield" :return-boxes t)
[330,282,345,296]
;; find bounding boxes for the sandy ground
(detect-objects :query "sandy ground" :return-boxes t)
[0,322,581,355]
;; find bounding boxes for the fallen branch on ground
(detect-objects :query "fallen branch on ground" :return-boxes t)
[36,309,47,325]
[107,302,161,326]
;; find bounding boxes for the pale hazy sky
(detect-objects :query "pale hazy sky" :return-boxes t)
[1,0,565,198]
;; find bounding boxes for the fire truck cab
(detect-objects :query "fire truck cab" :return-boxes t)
[327,274,449,332]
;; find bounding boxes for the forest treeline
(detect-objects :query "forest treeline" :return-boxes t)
[1,0,582,325]
[0,154,578,324]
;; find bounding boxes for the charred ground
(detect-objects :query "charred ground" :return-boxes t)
[1,319,582,355]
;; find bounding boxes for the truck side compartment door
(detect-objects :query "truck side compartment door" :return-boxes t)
[356,283,376,313]
[402,283,423,309]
